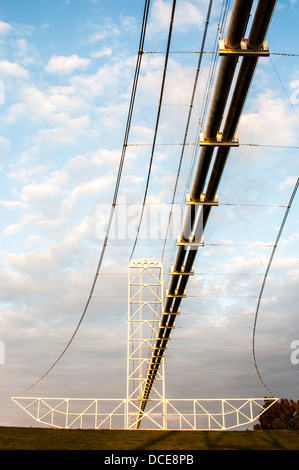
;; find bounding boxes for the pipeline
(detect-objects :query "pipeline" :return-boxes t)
[136,0,276,426]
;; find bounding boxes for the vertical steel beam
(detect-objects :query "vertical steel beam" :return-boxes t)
[127,261,164,429]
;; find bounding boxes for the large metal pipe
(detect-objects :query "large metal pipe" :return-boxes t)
[205,0,277,200]
[165,0,254,311]
[247,0,276,50]
[204,0,253,140]
[175,0,277,311]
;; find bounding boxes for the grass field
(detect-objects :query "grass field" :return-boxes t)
[0,427,299,450]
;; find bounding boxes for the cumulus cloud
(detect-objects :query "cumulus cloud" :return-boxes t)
[6,85,59,125]
[90,46,112,59]
[45,54,90,75]
[85,23,120,44]
[0,21,13,36]
[0,60,29,79]
[36,114,91,146]
[239,91,298,146]
[148,0,204,37]
[0,20,13,35]
[279,176,298,191]
[6,83,91,129]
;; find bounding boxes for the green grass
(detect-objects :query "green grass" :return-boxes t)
[0,427,299,450]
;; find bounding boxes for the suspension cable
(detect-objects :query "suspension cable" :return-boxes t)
[252,177,299,396]
[129,0,177,262]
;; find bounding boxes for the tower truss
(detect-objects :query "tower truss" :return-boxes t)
[127,261,165,429]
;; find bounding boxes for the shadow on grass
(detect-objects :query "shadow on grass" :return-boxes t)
[135,430,181,450]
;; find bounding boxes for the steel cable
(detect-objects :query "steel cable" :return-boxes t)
[252,178,299,396]
[129,0,177,262]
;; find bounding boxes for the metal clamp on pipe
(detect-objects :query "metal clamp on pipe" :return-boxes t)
[177,235,204,247]
[166,289,187,298]
[219,38,270,56]
[170,265,194,276]
[162,308,180,316]
[186,193,219,206]
[200,131,239,147]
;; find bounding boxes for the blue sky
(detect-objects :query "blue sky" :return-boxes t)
[0,0,298,428]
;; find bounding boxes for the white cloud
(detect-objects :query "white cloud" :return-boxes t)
[5,83,91,129]
[3,212,41,236]
[68,174,114,203]
[6,85,58,125]
[90,46,112,59]
[0,136,10,150]
[86,25,120,44]
[21,182,67,205]
[0,20,12,35]
[239,91,298,146]
[7,164,46,183]
[69,56,135,101]
[14,38,40,67]
[36,114,91,146]
[0,60,29,79]
[24,235,44,247]
[279,176,298,191]
[120,15,137,33]
[148,0,204,37]
[45,54,90,75]
[0,200,26,209]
